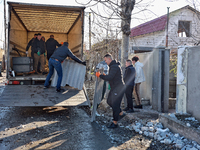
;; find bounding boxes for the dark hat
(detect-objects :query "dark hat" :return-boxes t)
[37,33,41,36]
[34,33,38,36]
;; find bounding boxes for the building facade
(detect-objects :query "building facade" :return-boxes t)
[129,5,200,54]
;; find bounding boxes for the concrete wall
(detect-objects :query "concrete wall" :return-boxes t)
[187,47,200,120]
[129,8,200,52]
[128,52,153,103]
[152,47,170,112]
[177,46,200,120]
[129,47,170,112]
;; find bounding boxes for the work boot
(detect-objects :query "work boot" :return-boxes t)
[42,72,48,75]
[134,105,143,109]
[126,108,134,113]
[44,86,49,89]
[123,107,129,111]
[107,122,118,129]
[56,88,65,92]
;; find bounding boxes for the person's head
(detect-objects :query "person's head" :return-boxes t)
[50,35,54,38]
[63,42,68,47]
[126,59,132,67]
[41,36,45,41]
[104,53,113,65]
[132,56,139,65]
[37,33,42,40]
[34,34,38,38]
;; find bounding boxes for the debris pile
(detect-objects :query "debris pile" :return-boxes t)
[125,121,200,149]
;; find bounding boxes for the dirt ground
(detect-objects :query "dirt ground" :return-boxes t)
[0,73,180,150]
[85,79,179,150]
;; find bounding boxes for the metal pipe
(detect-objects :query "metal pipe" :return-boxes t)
[166,7,170,48]
[89,12,91,51]
[4,0,8,78]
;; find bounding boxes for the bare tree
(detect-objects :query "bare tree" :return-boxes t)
[121,0,135,70]
[76,0,154,70]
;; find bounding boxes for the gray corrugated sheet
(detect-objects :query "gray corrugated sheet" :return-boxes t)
[51,59,86,90]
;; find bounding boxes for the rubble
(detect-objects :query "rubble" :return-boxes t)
[122,119,200,149]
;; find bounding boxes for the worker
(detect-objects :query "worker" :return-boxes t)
[132,56,145,109]
[123,59,135,113]
[96,53,126,128]
[25,33,37,69]
[41,36,46,72]
[32,33,47,75]
[44,42,86,92]
[45,35,61,60]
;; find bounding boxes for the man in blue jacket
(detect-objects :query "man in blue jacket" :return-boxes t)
[123,59,135,113]
[44,42,86,92]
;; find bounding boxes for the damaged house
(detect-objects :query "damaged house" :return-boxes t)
[129,5,200,54]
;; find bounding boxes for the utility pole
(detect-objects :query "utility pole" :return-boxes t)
[89,12,91,51]
[4,0,6,52]
[166,7,170,48]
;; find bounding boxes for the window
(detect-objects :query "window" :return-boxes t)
[178,21,191,37]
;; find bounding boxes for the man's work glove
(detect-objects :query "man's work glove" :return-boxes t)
[95,71,101,78]
[37,51,41,56]
[44,53,46,56]
[26,51,28,55]
[82,61,86,66]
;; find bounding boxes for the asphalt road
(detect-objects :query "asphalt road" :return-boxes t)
[0,106,114,150]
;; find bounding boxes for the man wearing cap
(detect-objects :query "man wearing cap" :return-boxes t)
[44,42,86,92]
[32,33,46,75]
[45,35,61,60]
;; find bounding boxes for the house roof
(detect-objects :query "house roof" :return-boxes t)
[130,5,197,37]
[130,15,167,37]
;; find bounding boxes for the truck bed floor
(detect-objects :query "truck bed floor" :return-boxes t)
[0,85,88,107]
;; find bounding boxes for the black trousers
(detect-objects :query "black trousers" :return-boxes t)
[125,85,134,109]
[107,85,125,121]
[101,81,106,101]
[47,52,54,61]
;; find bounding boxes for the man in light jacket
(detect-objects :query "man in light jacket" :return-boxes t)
[132,56,145,109]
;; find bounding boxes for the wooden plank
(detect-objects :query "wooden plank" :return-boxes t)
[0,85,88,107]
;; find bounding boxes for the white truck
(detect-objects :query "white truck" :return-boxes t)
[1,2,89,107]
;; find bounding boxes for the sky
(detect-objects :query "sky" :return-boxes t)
[0,0,193,48]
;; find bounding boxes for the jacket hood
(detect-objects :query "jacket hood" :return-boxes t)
[135,61,144,68]
[109,60,120,66]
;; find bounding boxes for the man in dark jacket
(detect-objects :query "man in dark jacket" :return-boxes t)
[96,53,126,128]
[26,33,37,57]
[32,33,46,74]
[44,42,86,92]
[46,35,61,60]
[123,59,135,113]
[26,34,37,69]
